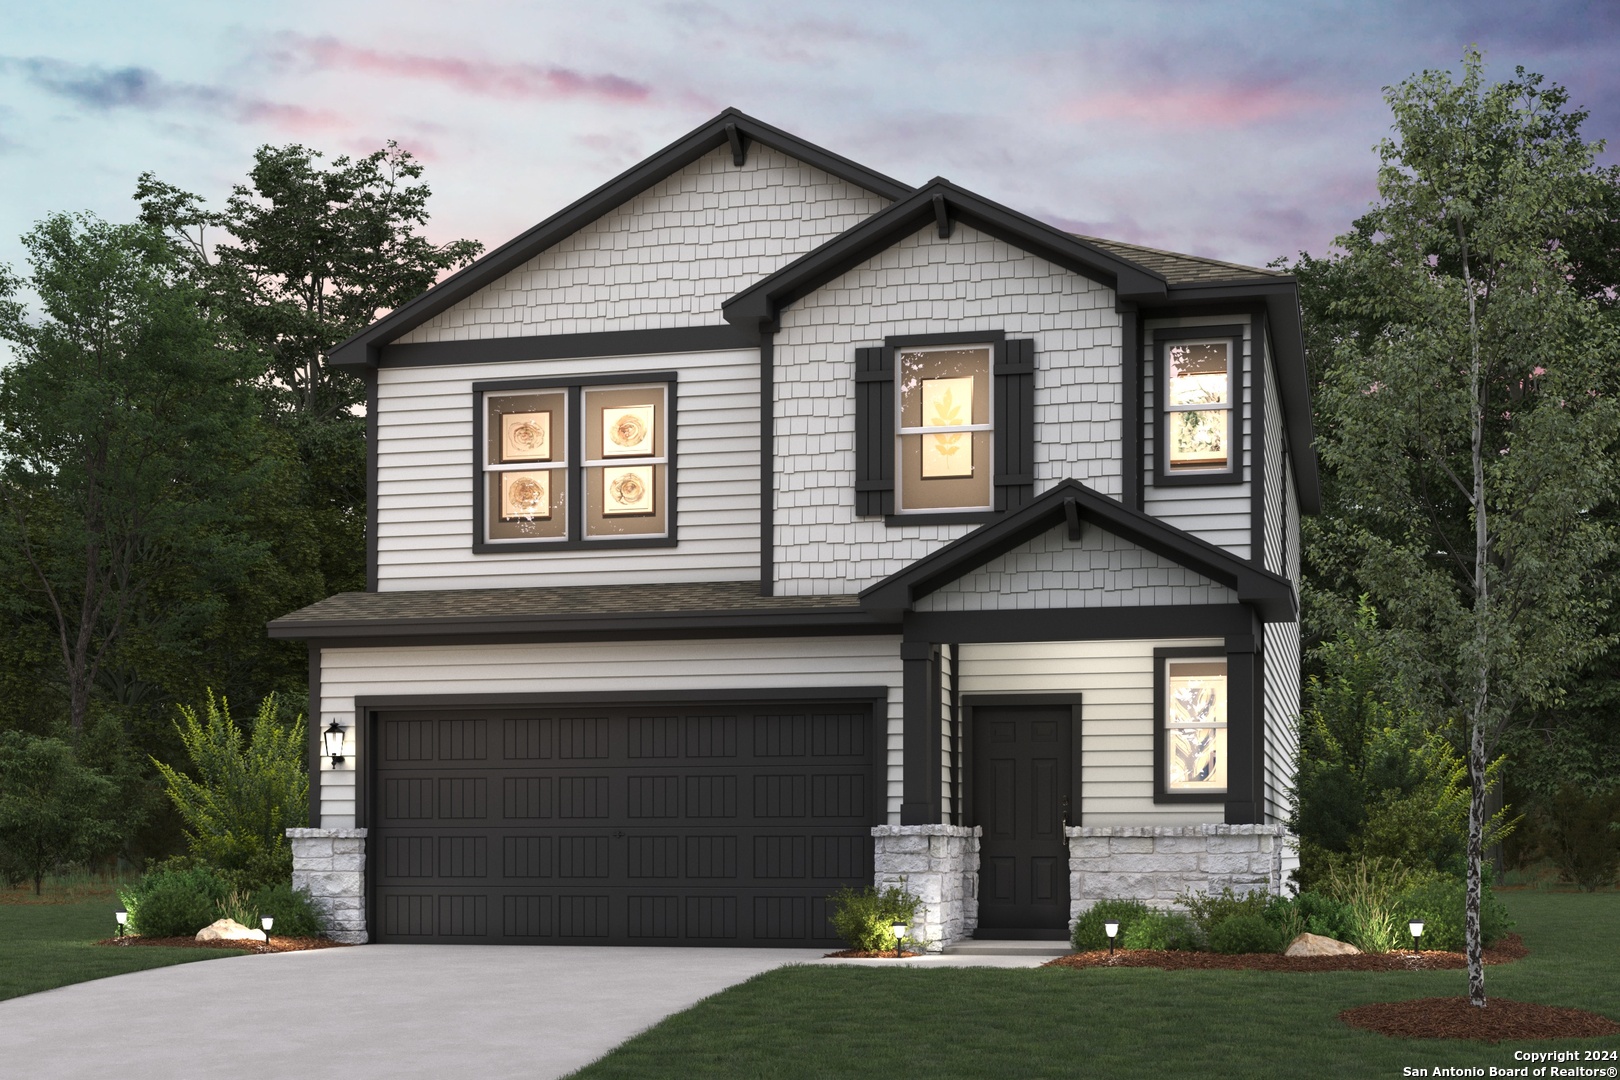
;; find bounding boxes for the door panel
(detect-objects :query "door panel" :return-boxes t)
[973,704,1073,931]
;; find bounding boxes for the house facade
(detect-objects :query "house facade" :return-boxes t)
[270,110,1314,947]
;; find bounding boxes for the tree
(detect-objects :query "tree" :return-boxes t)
[0,215,313,735]
[136,144,484,594]
[151,691,307,889]
[0,731,120,894]
[1306,51,1620,1005]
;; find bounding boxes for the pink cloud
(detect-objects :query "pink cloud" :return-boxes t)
[278,35,651,104]
[1058,80,1341,130]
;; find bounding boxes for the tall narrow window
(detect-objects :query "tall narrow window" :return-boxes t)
[1164,340,1233,473]
[484,390,569,542]
[896,344,992,512]
[1164,658,1227,793]
[583,383,668,539]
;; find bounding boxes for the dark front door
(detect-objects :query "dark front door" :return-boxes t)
[973,704,1073,932]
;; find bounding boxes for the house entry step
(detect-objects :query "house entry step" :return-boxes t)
[944,939,1072,957]
[971,928,1069,941]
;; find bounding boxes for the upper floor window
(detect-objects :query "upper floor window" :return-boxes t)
[475,376,673,551]
[1153,325,1244,485]
[897,344,993,513]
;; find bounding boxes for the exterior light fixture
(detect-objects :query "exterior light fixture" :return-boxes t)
[323,721,347,767]
[115,909,128,937]
[1104,920,1120,957]
[891,922,909,959]
[1409,919,1425,955]
[262,916,274,944]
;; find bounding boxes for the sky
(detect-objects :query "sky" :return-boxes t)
[1,0,1616,317]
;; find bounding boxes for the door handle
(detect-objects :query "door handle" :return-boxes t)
[1060,796,1073,828]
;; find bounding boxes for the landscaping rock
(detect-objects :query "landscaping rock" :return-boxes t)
[196,918,267,943]
[1285,932,1361,956]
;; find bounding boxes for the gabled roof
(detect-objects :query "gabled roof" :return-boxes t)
[328,108,913,369]
[1072,234,1287,286]
[860,479,1296,622]
[722,178,1172,327]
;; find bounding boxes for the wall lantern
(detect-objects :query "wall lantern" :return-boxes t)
[1104,920,1120,957]
[890,922,909,959]
[115,909,128,937]
[323,721,347,767]
[1408,919,1425,955]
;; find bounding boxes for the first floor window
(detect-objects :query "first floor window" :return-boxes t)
[480,380,670,545]
[1164,658,1227,792]
[896,343,993,512]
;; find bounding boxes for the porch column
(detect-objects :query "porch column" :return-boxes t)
[900,641,941,824]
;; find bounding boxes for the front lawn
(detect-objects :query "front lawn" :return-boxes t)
[572,891,1620,1079]
[0,896,248,1003]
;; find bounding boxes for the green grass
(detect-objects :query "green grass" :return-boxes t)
[572,891,1620,1079]
[0,898,248,1002]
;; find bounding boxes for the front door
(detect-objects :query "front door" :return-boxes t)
[972,703,1073,933]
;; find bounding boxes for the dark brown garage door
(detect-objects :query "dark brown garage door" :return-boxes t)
[369,702,877,945]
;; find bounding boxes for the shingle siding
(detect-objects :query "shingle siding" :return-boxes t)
[773,222,1122,595]
[397,145,892,341]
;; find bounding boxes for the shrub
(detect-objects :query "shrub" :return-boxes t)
[1208,913,1284,954]
[1544,785,1620,891]
[1178,886,1270,941]
[1120,909,1199,951]
[1292,891,1354,942]
[248,881,325,938]
[120,863,230,937]
[0,731,122,895]
[827,884,923,952]
[1071,900,1150,951]
[1394,875,1513,952]
[1319,856,1433,953]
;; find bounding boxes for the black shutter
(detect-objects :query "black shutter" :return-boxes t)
[995,339,1036,512]
[854,346,894,517]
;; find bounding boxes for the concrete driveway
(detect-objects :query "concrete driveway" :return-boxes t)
[0,944,824,1080]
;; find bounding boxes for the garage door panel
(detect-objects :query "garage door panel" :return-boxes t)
[372,702,875,945]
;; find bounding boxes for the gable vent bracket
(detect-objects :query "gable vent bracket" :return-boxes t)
[725,123,749,167]
[932,194,952,239]
[1063,498,1083,542]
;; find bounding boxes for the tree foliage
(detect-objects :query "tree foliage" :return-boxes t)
[0,730,121,894]
[1300,50,1620,1005]
[151,692,307,890]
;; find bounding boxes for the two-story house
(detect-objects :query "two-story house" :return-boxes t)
[270,109,1315,948]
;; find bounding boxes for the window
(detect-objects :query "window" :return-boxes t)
[476,376,673,549]
[1162,657,1227,794]
[853,332,1034,521]
[1153,325,1243,485]
[897,344,993,512]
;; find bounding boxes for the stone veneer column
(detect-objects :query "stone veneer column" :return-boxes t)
[1065,824,1296,929]
[287,827,368,944]
[872,825,980,950]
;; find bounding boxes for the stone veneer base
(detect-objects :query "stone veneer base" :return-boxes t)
[287,827,368,944]
[1066,824,1296,927]
[872,825,980,951]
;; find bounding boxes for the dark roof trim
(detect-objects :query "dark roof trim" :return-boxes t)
[860,478,1296,622]
[375,324,760,368]
[329,108,913,369]
[722,179,1171,327]
[1151,280,1320,513]
[268,606,893,643]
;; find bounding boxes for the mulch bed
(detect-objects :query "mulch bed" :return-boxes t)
[1340,997,1620,1042]
[95,936,350,954]
[824,949,929,959]
[1043,935,1529,973]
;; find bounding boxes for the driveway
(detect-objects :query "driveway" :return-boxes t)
[0,944,824,1080]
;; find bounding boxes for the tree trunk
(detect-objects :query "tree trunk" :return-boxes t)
[1460,218,1489,1009]
[1466,709,1488,1006]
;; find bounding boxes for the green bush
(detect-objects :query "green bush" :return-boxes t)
[827,884,923,952]
[1120,909,1199,951]
[1071,900,1150,951]
[1208,913,1284,954]
[1394,875,1513,952]
[1178,886,1270,941]
[120,863,230,937]
[1318,856,1434,953]
[1544,785,1620,891]
[1292,891,1354,942]
[248,882,325,938]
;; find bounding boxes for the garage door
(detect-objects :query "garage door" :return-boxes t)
[370,702,877,945]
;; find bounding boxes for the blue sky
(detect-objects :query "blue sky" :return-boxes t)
[2,1,1615,307]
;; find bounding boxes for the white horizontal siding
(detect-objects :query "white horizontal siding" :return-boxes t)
[1263,348,1286,576]
[316,637,904,826]
[1263,454,1303,826]
[1142,316,1253,559]
[956,639,1226,827]
[374,349,761,590]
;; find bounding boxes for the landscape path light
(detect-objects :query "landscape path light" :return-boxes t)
[1104,920,1120,957]
[1409,919,1425,956]
[115,909,127,938]
[891,922,909,959]
[323,720,347,768]
[262,916,274,946]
